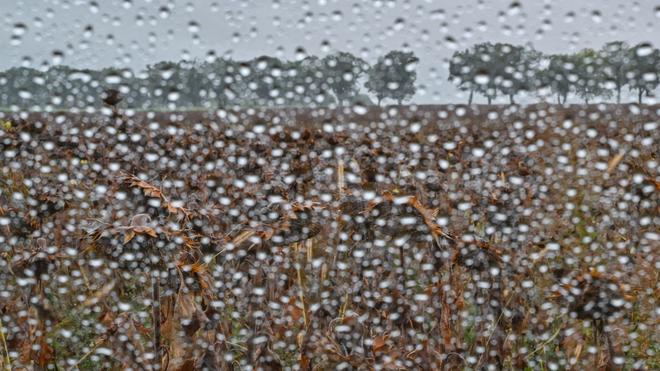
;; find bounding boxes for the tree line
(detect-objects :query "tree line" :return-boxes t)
[0,51,418,110]
[449,41,659,105]
[2,41,655,109]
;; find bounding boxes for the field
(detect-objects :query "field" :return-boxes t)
[0,104,658,370]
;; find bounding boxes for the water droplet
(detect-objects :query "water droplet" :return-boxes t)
[445,36,458,49]
[564,11,575,23]
[472,148,485,157]
[89,1,99,13]
[105,75,121,84]
[320,39,331,52]
[635,43,653,57]
[430,9,445,20]
[642,72,657,82]
[10,35,22,46]
[12,23,28,36]
[508,1,522,16]
[414,293,429,302]
[159,6,170,18]
[295,47,307,61]
[168,91,180,101]
[394,18,405,31]
[405,61,417,72]
[474,74,490,85]
[188,21,200,33]
[51,50,64,65]
[239,64,251,76]
[83,25,94,38]
[353,104,368,115]
[610,298,625,307]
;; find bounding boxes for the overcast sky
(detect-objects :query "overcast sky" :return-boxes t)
[2,0,658,103]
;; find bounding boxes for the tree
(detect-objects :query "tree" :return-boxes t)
[322,52,368,106]
[600,41,631,103]
[628,43,659,104]
[574,49,610,104]
[249,55,282,104]
[203,58,235,108]
[247,56,285,106]
[2,67,49,108]
[179,61,207,107]
[468,43,501,105]
[144,61,183,108]
[539,54,578,104]
[364,67,387,106]
[448,49,478,104]
[449,43,539,105]
[295,56,335,106]
[365,50,418,105]
[496,44,541,104]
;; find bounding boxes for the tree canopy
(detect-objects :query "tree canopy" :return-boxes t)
[365,51,419,106]
[449,41,659,104]
[0,51,417,110]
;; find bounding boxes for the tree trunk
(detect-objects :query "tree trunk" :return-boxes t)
[377,97,382,107]
[397,99,402,105]
[562,93,567,105]
[487,96,492,105]
[616,86,621,104]
[468,89,474,105]
[509,94,515,105]
[638,88,643,104]
[557,94,561,105]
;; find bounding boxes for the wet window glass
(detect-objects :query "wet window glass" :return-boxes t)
[0,1,658,369]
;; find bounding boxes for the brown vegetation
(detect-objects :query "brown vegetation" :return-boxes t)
[0,104,658,370]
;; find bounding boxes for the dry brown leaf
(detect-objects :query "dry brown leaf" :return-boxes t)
[258,228,275,241]
[373,334,389,352]
[83,280,116,307]
[177,292,196,321]
[289,301,303,323]
[37,338,54,368]
[232,229,255,246]
[19,338,31,364]
[408,196,454,240]
[134,226,158,238]
[607,151,625,173]
[573,343,583,366]
[298,351,311,371]
[163,287,205,371]
[165,202,191,219]
[99,311,115,329]
[123,230,135,244]
[135,180,163,198]
[645,176,660,191]
[123,173,162,197]
[337,158,345,195]
[179,261,214,296]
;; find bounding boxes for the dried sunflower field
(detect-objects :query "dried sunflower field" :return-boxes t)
[0,104,658,370]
